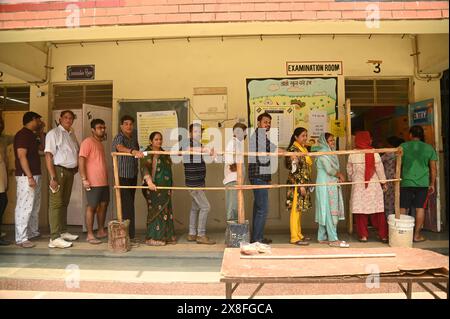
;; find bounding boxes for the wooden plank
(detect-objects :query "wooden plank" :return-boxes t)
[240,253,397,260]
[236,158,245,224]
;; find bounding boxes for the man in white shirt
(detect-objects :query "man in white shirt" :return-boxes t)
[45,110,80,249]
[223,123,247,222]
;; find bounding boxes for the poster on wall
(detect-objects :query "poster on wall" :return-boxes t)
[137,111,179,149]
[247,77,337,147]
[252,106,294,147]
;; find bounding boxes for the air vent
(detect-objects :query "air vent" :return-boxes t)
[53,83,112,109]
[345,79,409,106]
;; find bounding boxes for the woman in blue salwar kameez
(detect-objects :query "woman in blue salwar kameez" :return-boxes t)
[314,133,349,248]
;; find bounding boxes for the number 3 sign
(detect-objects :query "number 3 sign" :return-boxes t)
[367,60,382,74]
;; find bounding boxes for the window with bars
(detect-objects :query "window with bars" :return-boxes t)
[345,78,410,106]
[0,86,30,111]
[52,83,113,109]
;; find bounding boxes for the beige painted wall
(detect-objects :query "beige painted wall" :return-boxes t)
[1,33,446,233]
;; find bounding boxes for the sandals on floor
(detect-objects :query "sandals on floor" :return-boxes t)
[358,238,368,243]
[145,239,166,246]
[413,237,427,243]
[329,241,350,248]
[292,240,310,246]
[86,238,102,245]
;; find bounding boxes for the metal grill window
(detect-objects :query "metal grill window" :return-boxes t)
[53,84,112,109]
[345,79,410,106]
[0,86,30,111]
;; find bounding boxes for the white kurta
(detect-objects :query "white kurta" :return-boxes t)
[347,153,386,214]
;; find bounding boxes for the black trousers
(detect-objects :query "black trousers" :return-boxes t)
[0,192,7,233]
[119,177,137,239]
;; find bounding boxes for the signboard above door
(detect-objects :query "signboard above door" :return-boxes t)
[286,61,343,76]
[67,65,95,80]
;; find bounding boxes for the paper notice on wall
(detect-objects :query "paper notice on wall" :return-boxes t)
[330,119,345,137]
[253,106,294,147]
[137,111,179,149]
[309,110,328,137]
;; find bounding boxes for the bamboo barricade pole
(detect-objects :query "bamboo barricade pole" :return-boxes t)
[395,147,403,220]
[113,147,399,158]
[236,160,245,225]
[114,178,401,190]
[113,154,123,222]
[108,154,131,253]
[345,98,353,235]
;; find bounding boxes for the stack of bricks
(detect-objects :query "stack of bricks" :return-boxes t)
[0,0,448,30]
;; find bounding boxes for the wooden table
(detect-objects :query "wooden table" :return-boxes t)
[220,247,449,299]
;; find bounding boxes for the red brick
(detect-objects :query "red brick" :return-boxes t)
[443,9,449,18]
[142,13,167,23]
[179,4,204,13]
[34,11,66,20]
[167,0,192,4]
[416,10,443,18]
[317,11,341,19]
[379,11,393,19]
[204,4,229,12]
[304,2,329,11]
[0,11,36,20]
[107,7,132,15]
[164,13,190,22]
[25,19,50,28]
[279,3,305,11]
[123,0,142,6]
[47,19,68,27]
[94,16,119,25]
[392,10,418,19]
[229,3,255,12]
[215,12,241,21]
[291,11,317,20]
[190,12,215,22]
[119,14,142,23]
[240,12,266,21]
[128,6,158,14]
[2,20,26,29]
[266,11,291,20]
[95,0,123,8]
[341,11,367,19]
[379,2,405,11]
[404,1,449,10]
[153,5,179,13]
[254,3,280,11]
[328,2,355,11]
[92,8,109,16]
[80,17,96,26]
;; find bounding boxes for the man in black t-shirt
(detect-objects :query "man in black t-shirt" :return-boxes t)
[13,112,45,248]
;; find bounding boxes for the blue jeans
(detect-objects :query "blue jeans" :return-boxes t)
[250,178,269,242]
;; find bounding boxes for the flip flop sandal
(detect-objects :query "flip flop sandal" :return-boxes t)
[329,241,350,248]
[87,238,102,245]
[413,237,427,243]
[292,240,310,246]
[146,239,166,246]
[97,234,108,239]
[358,238,368,242]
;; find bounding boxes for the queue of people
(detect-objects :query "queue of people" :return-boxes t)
[0,110,438,248]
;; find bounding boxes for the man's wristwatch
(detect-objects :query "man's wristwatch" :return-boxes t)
[50,176,57,181]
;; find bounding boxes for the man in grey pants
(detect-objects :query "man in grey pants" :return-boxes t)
[182,123,215,245]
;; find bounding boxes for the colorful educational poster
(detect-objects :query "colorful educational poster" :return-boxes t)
[137,111,178,148]
[247,77,337,146]
[252,106,294,147]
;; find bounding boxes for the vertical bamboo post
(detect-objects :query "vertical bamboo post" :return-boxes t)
[112,154,123,222]
[395,147,403,219]
[236,159,245,224]
[345,98,353,235]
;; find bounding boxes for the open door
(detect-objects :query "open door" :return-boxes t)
[408,99,441,232]
[82,104,114,230]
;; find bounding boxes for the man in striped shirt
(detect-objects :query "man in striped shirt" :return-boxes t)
[112,115,144,243]
[181,123,216,245]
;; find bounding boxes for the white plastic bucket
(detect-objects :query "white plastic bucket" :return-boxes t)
[388,214,415,248]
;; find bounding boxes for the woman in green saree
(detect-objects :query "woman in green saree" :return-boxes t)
[140,132,176,246]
